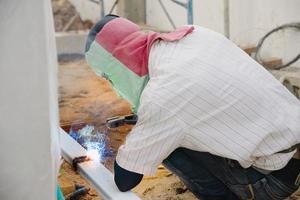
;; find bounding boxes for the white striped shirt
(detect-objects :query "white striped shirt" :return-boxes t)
[116,26,300,176]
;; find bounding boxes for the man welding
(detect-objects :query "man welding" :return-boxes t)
[85,15,300,199]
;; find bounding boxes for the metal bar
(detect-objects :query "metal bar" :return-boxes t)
[170,0,193,25]
[187,0,193,24]
[60,128,140,200]
[99,0,105,18]
[88,0,99,4]
[170,0,187,8]
[158,0,176,29]
[109,0,119,14]
[62,13,79,32]
[224,0,230,38]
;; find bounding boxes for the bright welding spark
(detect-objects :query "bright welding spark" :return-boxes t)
[87,149,100,161]
[70,125,108,162]
[84,141,106,162]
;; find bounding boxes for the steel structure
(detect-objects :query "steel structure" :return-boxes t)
[90,0,194,29]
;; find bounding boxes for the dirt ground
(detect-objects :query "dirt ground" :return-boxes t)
[58,59,197,199]
[58,161,102,200]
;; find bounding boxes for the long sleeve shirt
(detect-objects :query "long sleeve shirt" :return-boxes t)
[116,26,300,176]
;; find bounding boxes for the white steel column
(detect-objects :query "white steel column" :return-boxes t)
[0,0,60,199]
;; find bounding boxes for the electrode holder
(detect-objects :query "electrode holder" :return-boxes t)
[106,114,138,129]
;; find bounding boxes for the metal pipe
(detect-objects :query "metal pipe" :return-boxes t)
[224,0,230,38]
[109,0,119,14]
[158,0,176,29]
[88,0,99,4]
[99,0,105,18]
[187,0,193,24]
[170,0,193,25]
[170,0,186,8]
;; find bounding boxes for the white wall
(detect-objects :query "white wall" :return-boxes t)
[56,32,88,55]
[229,0,300,66]
[69,0,100,22]
[59,0,300,67]
[146,0,300,67]
[147,0,226,33]
[69,0,118,22]
[0,0,60,199]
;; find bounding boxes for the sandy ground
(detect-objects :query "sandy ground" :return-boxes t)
[58,161,102,200]
[58,59,197,199]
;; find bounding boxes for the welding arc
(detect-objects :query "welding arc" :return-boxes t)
[254,22,300,70]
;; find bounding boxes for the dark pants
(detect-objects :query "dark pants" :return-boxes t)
[163,148,300,200]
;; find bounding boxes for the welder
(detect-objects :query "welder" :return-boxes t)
[85,15,300,200]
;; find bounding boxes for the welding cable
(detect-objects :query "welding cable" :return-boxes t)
[254,22,300,70]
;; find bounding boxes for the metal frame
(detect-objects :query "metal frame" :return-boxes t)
[223,0,230,38]
[96,0,119,17]
[90,0,193,29]
[171,0,193,25]
[60,128,140,200]
[164,0,194,29]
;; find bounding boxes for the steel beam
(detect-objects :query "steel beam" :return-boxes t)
[60,128,140,200]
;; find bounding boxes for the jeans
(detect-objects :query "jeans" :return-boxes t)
[163,148,300,200]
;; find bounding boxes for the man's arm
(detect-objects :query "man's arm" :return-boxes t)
[114,161,143,192]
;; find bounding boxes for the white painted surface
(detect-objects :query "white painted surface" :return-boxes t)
[146,0,300,67]
[147,0,225,33]
[67,0,300,67]
[0,0,60,200]
[69,0,118,22]
[60,128,140,200]
[69,0,100,22]
[229,0,300,66]
[56,31,88,55]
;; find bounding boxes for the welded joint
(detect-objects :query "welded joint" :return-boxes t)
[72,156,91,171]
